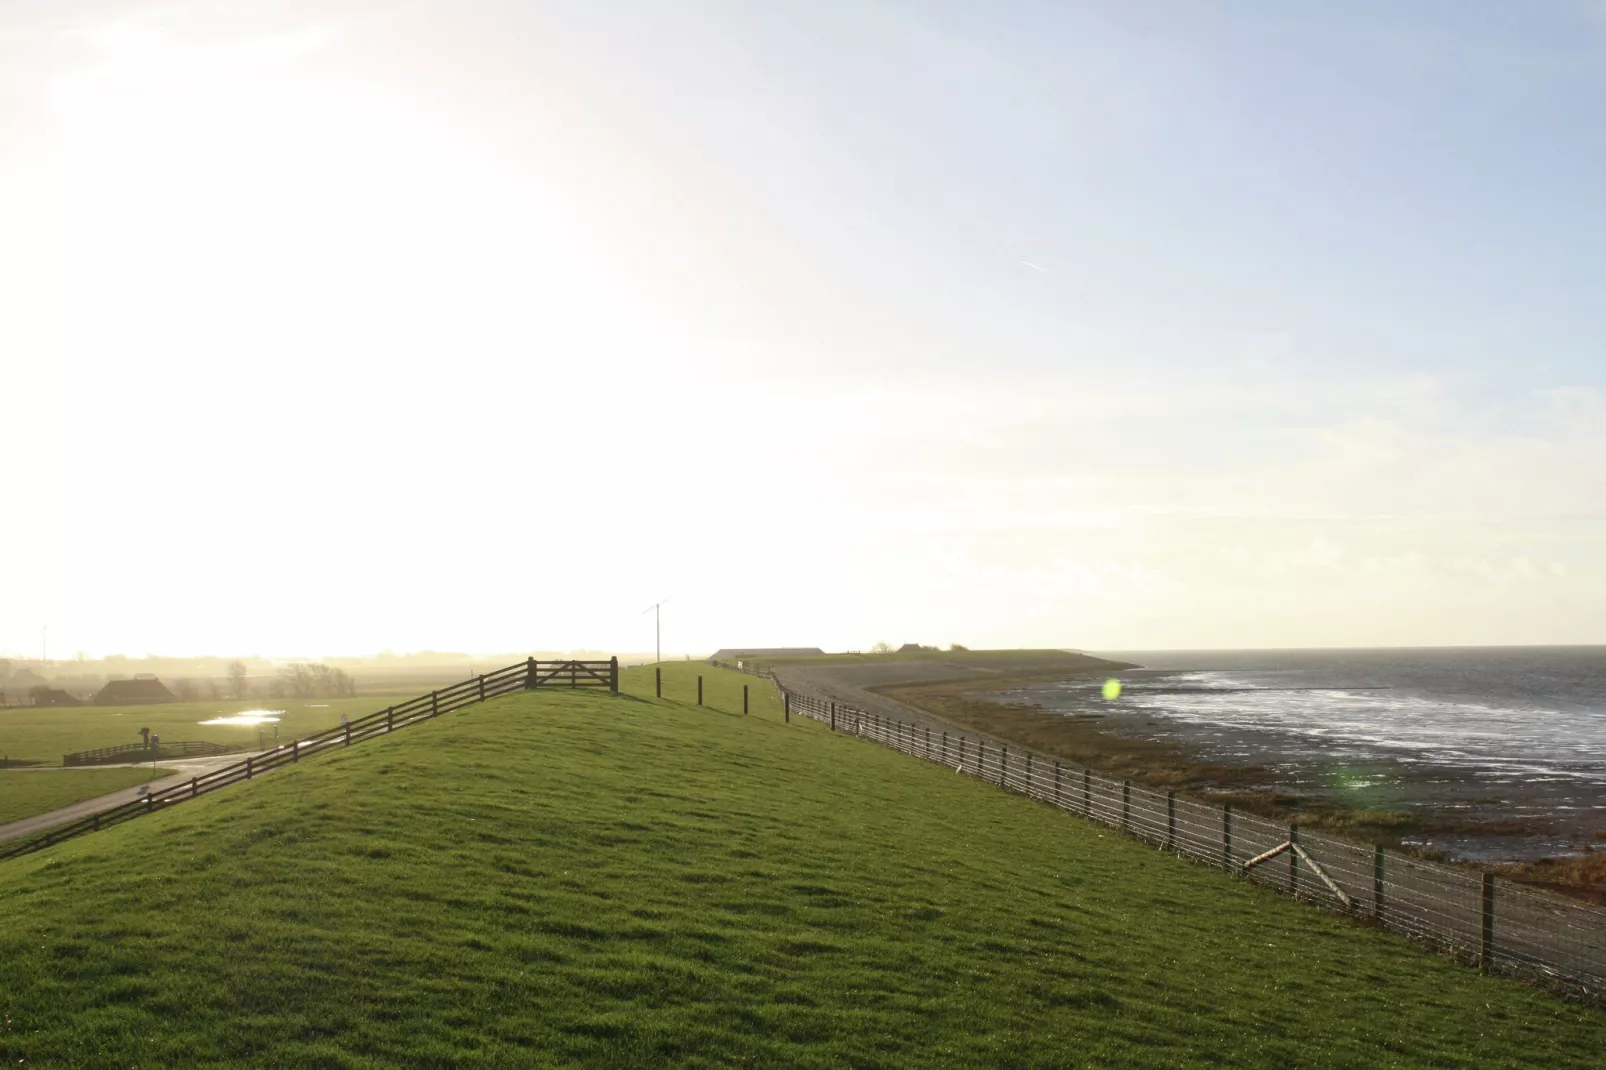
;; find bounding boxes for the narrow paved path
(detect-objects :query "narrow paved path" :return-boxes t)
[0,752,271,845]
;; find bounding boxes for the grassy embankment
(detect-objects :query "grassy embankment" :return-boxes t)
[0,662,1601,1066]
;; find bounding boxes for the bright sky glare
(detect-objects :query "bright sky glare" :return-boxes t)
[2,1,1603,657]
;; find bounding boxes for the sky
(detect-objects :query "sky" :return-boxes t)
[2,0,1603,659]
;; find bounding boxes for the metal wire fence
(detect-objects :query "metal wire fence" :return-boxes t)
[767,679,1606,1002]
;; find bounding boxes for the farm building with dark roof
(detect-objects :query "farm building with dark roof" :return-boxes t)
[93,678,178,705]
[707,647,824,663]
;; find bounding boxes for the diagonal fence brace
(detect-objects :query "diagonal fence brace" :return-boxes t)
[1240,840,1354,911]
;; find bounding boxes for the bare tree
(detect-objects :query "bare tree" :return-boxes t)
[871,641,893,654]
[275,663,357,699]
[227,661,248,699]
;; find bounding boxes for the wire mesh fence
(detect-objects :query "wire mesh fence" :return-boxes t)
[765,676,1606,1002]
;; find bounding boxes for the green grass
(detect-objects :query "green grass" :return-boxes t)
[0,664,1600,1067]
[0,694,415,765]
[0,768,164,825]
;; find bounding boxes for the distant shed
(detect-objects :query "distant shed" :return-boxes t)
[93,678,178,705]
[707,648,824,664]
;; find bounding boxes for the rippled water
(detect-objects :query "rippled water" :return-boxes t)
[1006,647,1606,857]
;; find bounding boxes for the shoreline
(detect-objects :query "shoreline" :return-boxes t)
[992,669,1606,859]
[754,650,1606,902]
[857,672,1606,902]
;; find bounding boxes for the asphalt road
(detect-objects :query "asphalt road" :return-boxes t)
[0,751,271,844]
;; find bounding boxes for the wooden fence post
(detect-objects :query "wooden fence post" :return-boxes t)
[478,674,486,702]
[1000,746,1007,787]
[1083,767,1091,815]
[655,668,661,698]
[191,777,198,798]
[830,702,836,731]
[387,707,394,732]
[344,721,352,746]
[246,756,254,779]
[697,676,703,705]
[526,656,536,689]
[1167,792,1177,850]
[432,691,439,717]
[293,740,299,763]
[1025,753,1033,794]
[1054,762,1063,807]
[924,726,930,757]
[1481,873,1496,973]
[942,731,948,763]
[743,685,749,715]
[1122,780,1131,830]
[610,656,619,694]
[1374,845,1386,920]
[784,693,790,723]
[1223,804,1233,867]
[1288,824,1300,896]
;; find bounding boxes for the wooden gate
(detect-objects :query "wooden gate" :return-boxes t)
[525,657,618,692]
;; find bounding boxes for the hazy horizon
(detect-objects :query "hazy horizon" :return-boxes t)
[4,1,1603,657]
[6,642,1606,669]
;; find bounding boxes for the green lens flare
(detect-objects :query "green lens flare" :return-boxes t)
[1102,678,1122,701]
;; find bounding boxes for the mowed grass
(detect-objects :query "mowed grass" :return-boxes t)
[0,768,164,826]
[0,694,414,765]
[0,666,1601,1067]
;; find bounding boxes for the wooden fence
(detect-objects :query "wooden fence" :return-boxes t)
[736,666,1606,1003]
[63,740,240,767]
[0,657,618,862]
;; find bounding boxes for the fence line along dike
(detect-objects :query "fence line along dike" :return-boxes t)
[0,657,619,863]
[722,662,1606,1003]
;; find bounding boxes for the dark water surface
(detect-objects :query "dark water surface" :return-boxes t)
[1008,646,1606,860]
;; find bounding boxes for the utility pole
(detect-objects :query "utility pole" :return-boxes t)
[643,598,671,664]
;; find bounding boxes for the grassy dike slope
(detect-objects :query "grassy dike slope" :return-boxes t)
[0,663,1600,1067]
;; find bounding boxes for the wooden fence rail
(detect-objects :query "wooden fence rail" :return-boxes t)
[0,657,618,862]
[727,665,1606,1004]
[63,740,241,767]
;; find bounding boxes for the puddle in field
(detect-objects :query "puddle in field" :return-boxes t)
[199,709,285,726]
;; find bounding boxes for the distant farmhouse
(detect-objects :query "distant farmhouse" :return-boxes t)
[707,647,824,664]
[8,667,46,691]
[93,677,177,705]
[30,687,82,707]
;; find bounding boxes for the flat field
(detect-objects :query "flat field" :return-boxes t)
[0,767,164,826]
[0,663,1599,1066]
[0,694,419,766]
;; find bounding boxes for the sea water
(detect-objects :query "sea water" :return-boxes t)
[1007,646,1606,858]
